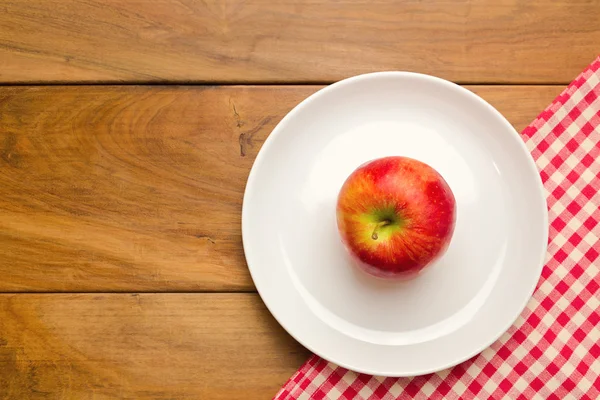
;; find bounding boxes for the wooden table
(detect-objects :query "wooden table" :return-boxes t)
[0,1,597,398]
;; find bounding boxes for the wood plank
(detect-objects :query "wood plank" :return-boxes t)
[0,293,309,399]
[0,85,562,292]
[0,1,598,84]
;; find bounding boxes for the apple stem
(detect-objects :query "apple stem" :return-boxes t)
[371,220,391,240]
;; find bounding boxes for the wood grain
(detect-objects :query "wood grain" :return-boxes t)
[0,293,310,399]
[1,0,598,84]
[0,85,562,292]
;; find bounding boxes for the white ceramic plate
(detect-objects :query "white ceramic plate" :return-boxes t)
[242,72,548,377]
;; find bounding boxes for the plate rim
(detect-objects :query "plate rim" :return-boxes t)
[242,71,549,376]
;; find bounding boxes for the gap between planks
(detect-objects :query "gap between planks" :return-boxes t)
[0,82,571,87]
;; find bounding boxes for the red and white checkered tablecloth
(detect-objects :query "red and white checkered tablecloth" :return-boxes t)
[275,58,600,400]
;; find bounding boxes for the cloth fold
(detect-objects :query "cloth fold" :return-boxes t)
[275,57,600,400]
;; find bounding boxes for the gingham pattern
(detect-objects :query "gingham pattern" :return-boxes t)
[275,58,600,400]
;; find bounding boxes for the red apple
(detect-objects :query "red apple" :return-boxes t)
[336,156,456,279]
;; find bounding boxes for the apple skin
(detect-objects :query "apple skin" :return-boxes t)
[336,156,456,279]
